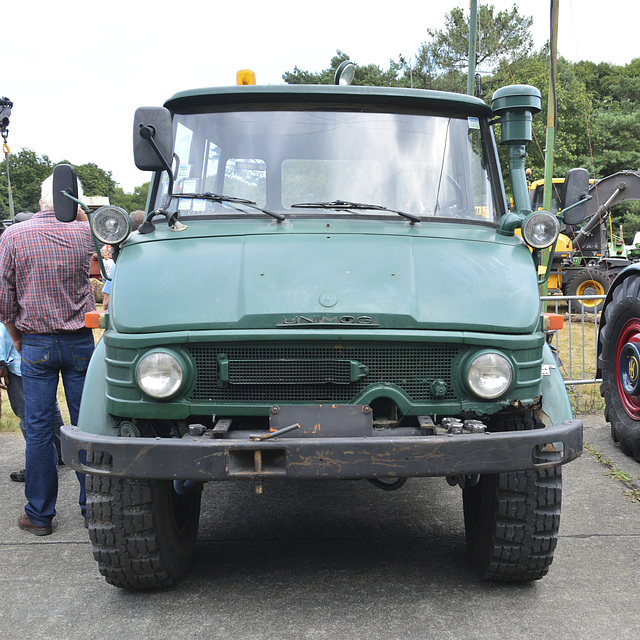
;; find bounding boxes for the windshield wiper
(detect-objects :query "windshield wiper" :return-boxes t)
[177,192,285,222]
[291,199,421,223]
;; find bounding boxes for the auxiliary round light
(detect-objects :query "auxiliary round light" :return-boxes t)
[136,351,184,399]
[521,210,559,249]
[91,206,132,245]
[334,61,356,85]
[467,352,513,399]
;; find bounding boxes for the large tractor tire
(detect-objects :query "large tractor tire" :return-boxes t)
[86,452,202,590]
[599,276,640,462]
[462,411,562,581]
[564,268,609,314]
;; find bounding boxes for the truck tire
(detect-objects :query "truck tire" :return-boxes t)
[462,411,562,581]
[86,452,202,590]
[599,276,640,462]
[564,268,609,314]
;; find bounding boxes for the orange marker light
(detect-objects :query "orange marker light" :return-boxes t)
[236,69,257,85]
[85,311,105,329]
[543,313,563,331]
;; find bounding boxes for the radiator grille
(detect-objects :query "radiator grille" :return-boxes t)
[228,359,353,385]
[187,344,461,403]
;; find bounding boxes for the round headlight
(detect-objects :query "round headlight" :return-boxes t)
[521,211,560,249]
[136,351,184,399]
[91,206,132,245]
[467,352,513,399]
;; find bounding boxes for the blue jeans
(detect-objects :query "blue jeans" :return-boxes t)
[5,369,25,438]
[21,330,94,526]
[7,370,65,463]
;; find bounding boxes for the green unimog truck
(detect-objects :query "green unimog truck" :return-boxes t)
[55,73,586,590]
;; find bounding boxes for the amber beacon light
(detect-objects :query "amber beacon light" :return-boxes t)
[236,69,257,85]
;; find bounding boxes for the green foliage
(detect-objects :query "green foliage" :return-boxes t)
[425,4,533,74]
[111,183,149,212]
[284,5,533,91]
[283,50,402,87]
[73,162,117,200]
[0,152,148,220]
[0,149,53,215]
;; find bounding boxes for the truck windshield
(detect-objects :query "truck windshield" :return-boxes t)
[154,109,499,223]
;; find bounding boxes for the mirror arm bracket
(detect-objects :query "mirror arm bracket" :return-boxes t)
[59,190,90,217]
[137,123,176,233]
[559,195,592,223]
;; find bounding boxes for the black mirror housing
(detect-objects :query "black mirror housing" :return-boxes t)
[52,164,79,222]
[562,167,590,225]
[133,107,173,171]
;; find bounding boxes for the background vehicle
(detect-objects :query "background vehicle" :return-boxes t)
[55,77,584,590]
[531,171,640,313]
[598,261,640,463]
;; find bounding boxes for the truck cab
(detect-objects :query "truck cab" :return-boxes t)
[57,78,585,590]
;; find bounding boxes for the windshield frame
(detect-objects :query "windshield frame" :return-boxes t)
[147,100,507,226]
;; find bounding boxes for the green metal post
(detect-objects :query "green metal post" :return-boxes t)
[467,0,478,96]
[542,0,559,213]
[541,1,560,300]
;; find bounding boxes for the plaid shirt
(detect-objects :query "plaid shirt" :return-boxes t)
[0,210,96,333]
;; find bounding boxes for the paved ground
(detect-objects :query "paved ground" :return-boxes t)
[0,414,638,640]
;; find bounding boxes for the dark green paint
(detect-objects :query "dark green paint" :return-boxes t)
[110,219,539,335]
[76,82,576,452]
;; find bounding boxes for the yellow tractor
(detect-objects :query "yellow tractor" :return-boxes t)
[529,172,640,313]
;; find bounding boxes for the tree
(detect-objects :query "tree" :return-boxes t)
[0,149,54,216]
[425,4,533,76]
[72,162,118,200]
[582,59,640,178]
[488,52,594,184]
[283,5,534,93]
[283,50,404,87]
[111,183,149,212]
[0,151,148,219]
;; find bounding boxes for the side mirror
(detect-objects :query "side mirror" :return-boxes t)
[133,107,173,171]
[52,164,79,222]
[561,167,590,225]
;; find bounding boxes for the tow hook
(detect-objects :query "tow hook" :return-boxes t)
[250,423,300,441]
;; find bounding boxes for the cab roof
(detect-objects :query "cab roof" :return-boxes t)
[164,84,493,116]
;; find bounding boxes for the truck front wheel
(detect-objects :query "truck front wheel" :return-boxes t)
[599,276,640,461]
[86,453,202,590]
[462,411,562,581]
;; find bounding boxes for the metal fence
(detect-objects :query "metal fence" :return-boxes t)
[541,294,605,387]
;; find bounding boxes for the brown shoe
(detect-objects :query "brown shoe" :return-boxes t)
[18,512,53,536]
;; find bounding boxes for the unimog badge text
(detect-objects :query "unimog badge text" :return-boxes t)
[277,315,378,327]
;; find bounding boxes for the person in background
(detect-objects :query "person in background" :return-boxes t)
[101,210,144,312]
[1,322,65,482]
[0,171,96,536]
[100,244,114,278]
[1,212,66,480]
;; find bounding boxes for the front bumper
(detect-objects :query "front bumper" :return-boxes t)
[61,419,583,481]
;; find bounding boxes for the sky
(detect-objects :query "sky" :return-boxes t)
[3,0,639,194]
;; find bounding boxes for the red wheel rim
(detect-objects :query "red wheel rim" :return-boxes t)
[616,318,640,419]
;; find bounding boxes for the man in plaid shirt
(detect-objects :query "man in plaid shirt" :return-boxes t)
[0,172,96,536]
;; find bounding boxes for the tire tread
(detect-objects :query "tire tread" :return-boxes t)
[86,452,200,590]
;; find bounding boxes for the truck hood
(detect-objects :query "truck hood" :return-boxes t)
[110,223,540,335]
